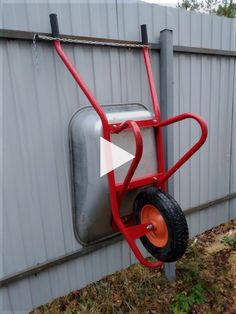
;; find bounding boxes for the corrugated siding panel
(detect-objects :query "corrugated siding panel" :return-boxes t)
[230,59,236,219]
[3,241,131,312]
[173,54,235,237]
[172,12,235,237]
[1,1,236,312]
[3,2,119,39]
[116,2,235,50]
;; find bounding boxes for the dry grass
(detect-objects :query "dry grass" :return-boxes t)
[31,219,236,314]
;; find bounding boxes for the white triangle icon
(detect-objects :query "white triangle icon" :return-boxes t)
[100,137,135,177]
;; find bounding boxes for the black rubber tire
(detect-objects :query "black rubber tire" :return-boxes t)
[133,187,189,262]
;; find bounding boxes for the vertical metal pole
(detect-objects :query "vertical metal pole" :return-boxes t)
[160,29,176,281]
[0,26,4,311]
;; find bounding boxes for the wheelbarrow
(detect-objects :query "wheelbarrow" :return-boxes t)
[49,14,208,268]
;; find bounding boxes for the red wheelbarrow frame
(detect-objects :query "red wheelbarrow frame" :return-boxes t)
[49,15,208,268]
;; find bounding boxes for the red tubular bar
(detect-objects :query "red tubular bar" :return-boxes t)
[116,173,162,192]
[112,120,143,202]
[157,112,208,186]
[116,113,208,192]
[109,118,157,132]
[125,223,152,240]
[53,41,109,131]
[142,47,166,191]
[51,35,207,269]
[143,48,161,119]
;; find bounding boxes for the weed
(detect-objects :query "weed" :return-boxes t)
[185,239,199,259]
[220,235,236,247]
[177,260,200,283]
[170,283,206,314]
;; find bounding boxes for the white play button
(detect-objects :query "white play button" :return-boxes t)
[100,137,135,177]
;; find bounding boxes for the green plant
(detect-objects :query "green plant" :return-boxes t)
[220,235,236,247]
[170,283,206,314]
[216,0,236,18]
[178,0,236,18]
[178,260,200,283]
[170,291,191,314]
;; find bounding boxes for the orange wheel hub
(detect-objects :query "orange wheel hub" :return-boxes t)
[140,204,168,247]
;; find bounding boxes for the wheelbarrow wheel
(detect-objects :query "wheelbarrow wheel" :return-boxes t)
[133,187,189,262]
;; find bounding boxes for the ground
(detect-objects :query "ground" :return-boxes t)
[31,219,236,314]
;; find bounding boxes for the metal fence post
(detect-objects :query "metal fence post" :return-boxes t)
[160,29,176,281]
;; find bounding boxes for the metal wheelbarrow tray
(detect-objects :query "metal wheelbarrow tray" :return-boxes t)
[48,14,208,268]
[69,103,156,244]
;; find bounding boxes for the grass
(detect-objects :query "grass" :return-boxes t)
[31,219,236,314]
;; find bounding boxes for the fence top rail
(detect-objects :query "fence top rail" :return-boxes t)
[0,29,158,49]
[174,45,236,57]
[1,28,236,57]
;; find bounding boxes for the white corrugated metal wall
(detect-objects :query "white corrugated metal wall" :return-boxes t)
[1,1,236,312]
[230,63,236,218]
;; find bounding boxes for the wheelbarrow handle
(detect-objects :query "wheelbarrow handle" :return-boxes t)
[141,24,148,45]
[50,13,60,38]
